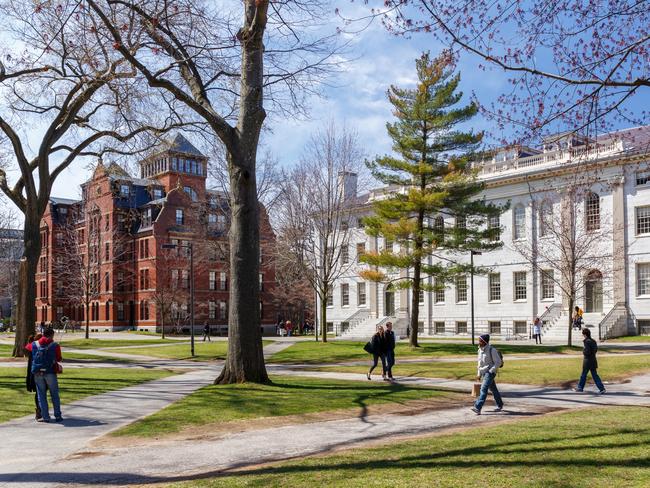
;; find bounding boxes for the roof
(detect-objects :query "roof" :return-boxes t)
[105,162,130,178]
[109,175,157,187]
[49,197,79,206]
[0,228,23,240]
[167,133,205,157]
[146,197,167,206]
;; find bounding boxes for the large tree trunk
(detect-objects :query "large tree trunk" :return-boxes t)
[12,213,40,357]
[410,262,421,348]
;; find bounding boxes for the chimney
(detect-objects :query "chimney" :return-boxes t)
[338,171,358,202]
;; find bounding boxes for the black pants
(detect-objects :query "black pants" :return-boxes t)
[385,350,395,377]
[369,353,386,376]
[534,333,542,344]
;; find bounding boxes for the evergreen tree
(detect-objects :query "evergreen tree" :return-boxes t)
[361,51,504,347]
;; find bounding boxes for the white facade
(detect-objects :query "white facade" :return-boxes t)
[319,127,650,340]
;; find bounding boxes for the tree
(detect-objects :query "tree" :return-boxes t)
[372,0,650,139]
[53,204,133,339]
[275,122,366,342]
[360,52,503,347]
[85,0,343,382]
[0,205,20,325]
[512,169,622,346]
[0,3,182,356]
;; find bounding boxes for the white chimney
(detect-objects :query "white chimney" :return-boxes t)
[338,171,358,201]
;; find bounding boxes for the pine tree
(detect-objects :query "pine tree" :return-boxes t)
[361,51,504,347]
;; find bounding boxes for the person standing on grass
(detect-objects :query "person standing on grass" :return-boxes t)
[384,322,396,380]
[202,322,211,342]
[367,325,388,381]
[573,328,606,394]
[533,317,542,344]
[26,328,63,423]
[471,334,504,415]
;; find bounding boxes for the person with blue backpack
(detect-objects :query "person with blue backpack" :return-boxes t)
[25,327,63,423]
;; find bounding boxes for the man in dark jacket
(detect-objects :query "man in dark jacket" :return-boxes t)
[384,322,396,380]
[573,328,606,394]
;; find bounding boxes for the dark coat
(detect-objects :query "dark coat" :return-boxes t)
[25,350,36,392]
[385,330,396,351]
[582,337,599,369]
[371,333,387,355]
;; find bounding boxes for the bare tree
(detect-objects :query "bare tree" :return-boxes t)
[275,123,366,342]
[0,3,183,356]
[511,166,622,346]
[0,204,20,326]
[361,0,650,139]
[85,0,345,382]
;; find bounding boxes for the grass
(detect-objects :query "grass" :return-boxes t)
[113,375,461,438]
[118,341,271,361]
[58,338,181,349]
[0,366,176,422]
[169,406,650,488]
[607,335,650,343]
[0,344,13,357]
[316,353,650,386]
[268,341,583,364]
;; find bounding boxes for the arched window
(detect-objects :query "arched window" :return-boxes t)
[513,204,526,240]
[585,191,600,231]
[539,200,553,237]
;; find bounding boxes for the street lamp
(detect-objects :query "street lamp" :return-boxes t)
[470,250,482,346]
[162,241,195,356]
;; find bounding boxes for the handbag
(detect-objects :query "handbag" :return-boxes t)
[363,341,374,354]
[471,383,481,397]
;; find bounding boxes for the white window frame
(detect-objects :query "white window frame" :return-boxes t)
[513,271,527,301]
[541,270,555,300]
[488,273,501,302]
[434,278,445,304]
[636,206,650,235]
[341,283,350,307]
[455,275,468,303]
[513,204,526,240]
[357,282,367,306]
[637,263,650,297]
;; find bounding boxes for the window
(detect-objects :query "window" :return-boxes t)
[455,215,466,230]
[175,209,184,226]
[341,245,349,265]
[357,282,366,306]
[171,157,177,171]
[514,271,527,301]
[637,263,650,296]
[488,215,501,241]
[636,206,650,235]
[104,272,110,292]
[326,288,333,307]
[139,301,150,321]
[456,321,468,334]
[105,242,110,261]
[217,215,226,231]
[488,273,501,302]
[139,269,150,290]
[341,220,349,231]
[208,213,217,224]
[489,321,501,334]
[636,170,650,186]
[326,322,334,333]
[209,271,217,290]
[259,273,264,291]
[171,269,179,288]
[209,301,217,320]
[585,191,600,231]
[219,301,227,320]
[181,270,189,289]
[456,275,467,303]
[356,243,366,262]
[419,289,425,304]
[153,188,163,199]
[435,321,445,334]
[117,302,125,321]
[541,270,555,300]
[433,215,445,245]
[120,184,130,196]
[434,278,445,304]
[513,204,526,240]
[219,272,227,291]
[341,283,350,306]
[539,200,553,237]
[514,321,527,335]
[639,320,650,335]
[384,238,393,251]
[183,186,198,201]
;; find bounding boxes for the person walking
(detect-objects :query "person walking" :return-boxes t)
[573,328,606,394]
[202,322,211,342]
[25,333,43,420]
[533,317,542,344]
[572,306,584,330]
[384,322,396,380]
[26,328,63,423]
[471,334,504,415]
[285,320,293,337]
[366,325,388,380]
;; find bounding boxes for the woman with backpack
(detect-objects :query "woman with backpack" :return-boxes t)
[471,334,504,415]
[366,325,388,380]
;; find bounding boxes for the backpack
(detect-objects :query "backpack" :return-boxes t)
[490,345,504,369]
[31,341,56,374]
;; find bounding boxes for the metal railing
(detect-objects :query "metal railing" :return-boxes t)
[599,302,628,341]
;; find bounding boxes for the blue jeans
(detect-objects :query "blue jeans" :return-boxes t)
[369,353,387,375]
[474,372,503,411]
[34,373,61,420]
[385,350,395,376]
[578,365,605,391]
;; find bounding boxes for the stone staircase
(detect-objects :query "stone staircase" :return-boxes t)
[599,303,629,340]
[339,315,393,339]
[542,311,603,342]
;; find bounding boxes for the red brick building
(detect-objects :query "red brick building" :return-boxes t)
[35,134,277,333]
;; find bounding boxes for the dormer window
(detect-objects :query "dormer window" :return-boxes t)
[153,188,163,200]
[142,208,152,227]
[120,184,130,196]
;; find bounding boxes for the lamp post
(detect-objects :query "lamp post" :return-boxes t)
[162,241,195,356]
[470,250,482,346]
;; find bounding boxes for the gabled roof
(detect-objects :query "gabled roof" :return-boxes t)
[168,133,205,157]
[49,197,79,206]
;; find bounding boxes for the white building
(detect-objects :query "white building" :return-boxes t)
[319,126,650,341]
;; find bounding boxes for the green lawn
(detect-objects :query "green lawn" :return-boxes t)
[0,367,176,422]
[268,341,583,364]
[169,406,650,488]
[316,353,650,386]
[0,344,13,357]
[58,338,180,349]
[117,341,271,361]
[607,335,650,343]
[113,375,461,438]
